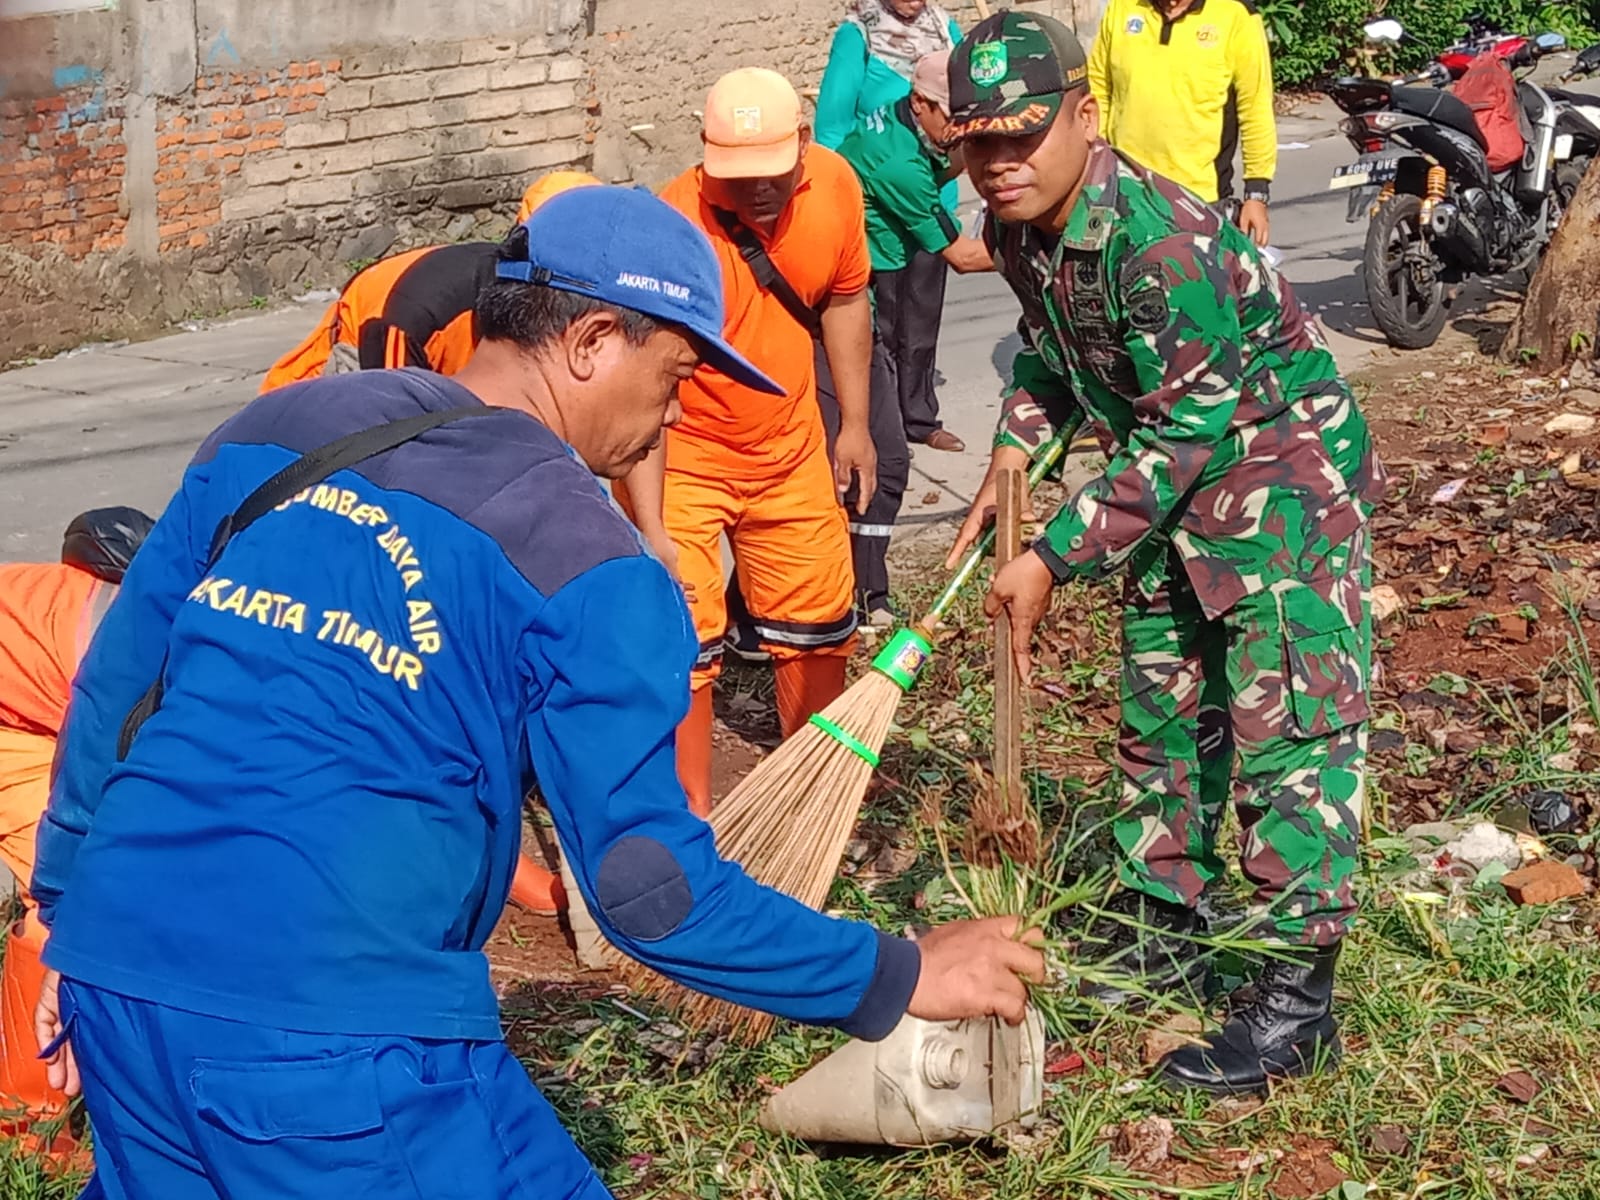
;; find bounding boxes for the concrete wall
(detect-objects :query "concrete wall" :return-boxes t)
[0,0,589,360]
[0,0,1107,362]
[588,0,1105,189]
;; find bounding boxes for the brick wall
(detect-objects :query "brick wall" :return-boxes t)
[588,0,1103,188]
[0,75,127,258]
[0,0,1103,363]
[145,40,587,294]
[0,5,590,362]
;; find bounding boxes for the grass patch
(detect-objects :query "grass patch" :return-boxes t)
[502,832,1600,1199]
[498,533,1600,1200]
[10,525,1597,1198]
[0,1130,85,1200]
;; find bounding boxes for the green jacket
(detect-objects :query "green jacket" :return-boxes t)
[815,14,964,214]
[837,98,962,273]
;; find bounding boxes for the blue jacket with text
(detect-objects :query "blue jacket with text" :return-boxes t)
[34,368,918,1043]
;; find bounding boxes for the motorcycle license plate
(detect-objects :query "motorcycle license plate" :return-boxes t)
[1554,133,1575,161]
[1330,156,1401,189]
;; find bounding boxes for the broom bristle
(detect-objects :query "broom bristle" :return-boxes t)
[602,670,905,1042]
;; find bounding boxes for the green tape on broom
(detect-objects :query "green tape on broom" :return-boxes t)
[814,433,1071,749]
[926,431,1068,624]
[808,713,880,768]
[870,627,934,692]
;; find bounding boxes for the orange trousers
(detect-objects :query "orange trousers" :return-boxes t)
[658,437,858,690]
[0,727,50,892]
[0,727,75,1156]
[623,437,858,813]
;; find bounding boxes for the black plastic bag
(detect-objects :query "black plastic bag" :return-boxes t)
[60,506,155,584]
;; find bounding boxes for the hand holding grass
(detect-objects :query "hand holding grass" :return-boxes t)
[907,916,1047,1026]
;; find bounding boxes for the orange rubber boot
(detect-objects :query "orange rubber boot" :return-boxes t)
[677,686,715,818]
[509,855,567,914]
[774,654,848,739]
[0,912,77,1163]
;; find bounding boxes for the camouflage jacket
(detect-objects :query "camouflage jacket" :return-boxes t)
[990,141,1385,617]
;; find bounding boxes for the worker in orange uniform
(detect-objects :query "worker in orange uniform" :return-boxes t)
[261,171,602,390]
[516,170,603,222]
[0,507,151,1159]
[258,172,601,911]
[620,68,878,817]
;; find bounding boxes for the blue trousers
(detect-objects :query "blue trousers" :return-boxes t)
[62,980,613,1200]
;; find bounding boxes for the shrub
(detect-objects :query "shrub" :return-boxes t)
[1261,0,1600,89]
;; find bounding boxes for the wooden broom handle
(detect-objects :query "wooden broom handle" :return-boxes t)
[992,466,1025,809]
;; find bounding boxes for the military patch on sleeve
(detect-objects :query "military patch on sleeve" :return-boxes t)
[1121,260,1170,332]
[1120,260,1164,291]
[1127,287,1170,332]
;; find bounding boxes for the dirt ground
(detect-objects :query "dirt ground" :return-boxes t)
[485,318,1600,986]
[1351,316,1600,833]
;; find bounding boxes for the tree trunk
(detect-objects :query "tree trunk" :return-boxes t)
[1502,156,1600,367]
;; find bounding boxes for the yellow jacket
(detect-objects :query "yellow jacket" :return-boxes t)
[1088,0,1277,203]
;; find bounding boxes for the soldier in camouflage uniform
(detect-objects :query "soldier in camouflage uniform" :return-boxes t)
[944,11,1385,1094]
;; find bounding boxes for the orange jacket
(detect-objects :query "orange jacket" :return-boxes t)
[0,563,105,739]
[260,243,500,392]
[0,563,107,886]
[657,146,872,478]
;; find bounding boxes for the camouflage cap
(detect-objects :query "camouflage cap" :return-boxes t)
[946,10,1089,144]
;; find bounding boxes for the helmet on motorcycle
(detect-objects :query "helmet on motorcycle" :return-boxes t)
[61,506,156,584]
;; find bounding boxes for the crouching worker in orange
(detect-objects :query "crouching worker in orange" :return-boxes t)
[0,507,152,1158]
[261,170,602,391]
[618,68,879,817]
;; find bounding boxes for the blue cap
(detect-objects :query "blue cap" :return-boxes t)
[496,185,784,396]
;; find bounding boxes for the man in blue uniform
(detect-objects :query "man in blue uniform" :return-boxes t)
[31,187,1043,1200]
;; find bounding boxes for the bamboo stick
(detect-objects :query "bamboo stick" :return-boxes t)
[993,466,1025,818]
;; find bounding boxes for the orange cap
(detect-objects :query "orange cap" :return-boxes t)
[516,170,601,223]
[702,68,802,180]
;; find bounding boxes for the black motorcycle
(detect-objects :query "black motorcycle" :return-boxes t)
[1326,24,1569,349]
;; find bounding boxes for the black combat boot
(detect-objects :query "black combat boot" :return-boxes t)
[1071,890,1212,1009]
[1158,942,1342,1094]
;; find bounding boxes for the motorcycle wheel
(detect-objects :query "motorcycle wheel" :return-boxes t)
[1364,193,1448,350]
[1556,161,1587,210]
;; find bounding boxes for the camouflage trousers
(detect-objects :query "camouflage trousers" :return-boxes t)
[1115,527,1371,945]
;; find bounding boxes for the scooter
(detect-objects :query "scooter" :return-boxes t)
[1326,20,1569,349]
[1559,42,1600,82]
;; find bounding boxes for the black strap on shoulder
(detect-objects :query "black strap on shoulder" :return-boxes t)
[200,406,490,569]
[711,207,824,339]
[116,402,496,760]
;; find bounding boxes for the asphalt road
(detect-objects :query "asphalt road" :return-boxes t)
[0,97,1379,563]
